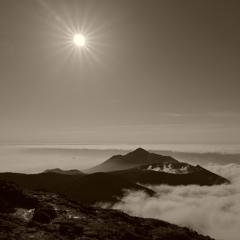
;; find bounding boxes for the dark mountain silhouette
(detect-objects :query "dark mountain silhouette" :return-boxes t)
[112,162,230,186]
[0,172,153,205]
[0,172,80,191]
[0,180,215,240]
[43,168,84,175]
[0,148,230,205]
[53,172,155,205]
[84,147,179,173]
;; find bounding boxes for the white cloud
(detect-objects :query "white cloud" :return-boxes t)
[147,163,191,174]
[102,163,240,240]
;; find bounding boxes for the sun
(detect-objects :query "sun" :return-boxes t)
[73,34,85,46]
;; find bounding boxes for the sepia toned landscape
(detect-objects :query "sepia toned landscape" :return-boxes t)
[1,1,240,240]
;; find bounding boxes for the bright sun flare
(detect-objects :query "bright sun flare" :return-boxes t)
[74,34,85,46]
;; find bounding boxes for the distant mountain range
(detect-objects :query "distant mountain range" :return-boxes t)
[43,168,84,175]
[0,148,230,205]
[84,147,178,173]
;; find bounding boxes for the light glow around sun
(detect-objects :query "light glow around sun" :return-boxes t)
[74,34,85,46]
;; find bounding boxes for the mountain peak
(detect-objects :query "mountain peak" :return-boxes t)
[84,148,179,173]
[132,147,149,154]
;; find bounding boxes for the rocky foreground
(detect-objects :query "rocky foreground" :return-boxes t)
[0,180,214,240]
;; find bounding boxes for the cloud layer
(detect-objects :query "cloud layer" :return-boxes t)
[10,143,240,154]
[104,164,240,240]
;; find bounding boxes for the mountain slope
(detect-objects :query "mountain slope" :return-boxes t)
[0,172,80,191]
[112,162,230,186]
[84,148,179,173]
[0,172,154,205]
[54,172,155,204]
[0,180,215,240]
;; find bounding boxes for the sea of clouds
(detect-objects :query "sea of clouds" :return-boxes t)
[1,144,240,239]
[13,143,240,154]
[101,163,240,240]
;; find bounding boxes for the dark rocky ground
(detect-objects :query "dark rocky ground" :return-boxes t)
[0,180,215,240]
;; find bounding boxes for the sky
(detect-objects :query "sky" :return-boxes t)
[0,0,240,144]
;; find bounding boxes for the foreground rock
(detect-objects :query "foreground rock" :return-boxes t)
[0,180,214,240]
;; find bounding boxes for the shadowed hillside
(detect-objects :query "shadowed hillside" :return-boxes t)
[0,172,154,205]
[111,163,230,186]
[0,180,215,240]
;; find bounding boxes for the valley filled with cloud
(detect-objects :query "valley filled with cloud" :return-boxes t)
[104,163,240,240]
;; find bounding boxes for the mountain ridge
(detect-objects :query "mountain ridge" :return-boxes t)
[84,147,179,173]
[111,162,230,186]
[0,171,154,205]
[0,148,230,205]
[43,168,84,175]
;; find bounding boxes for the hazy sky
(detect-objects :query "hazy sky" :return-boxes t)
[1,0,240,144]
